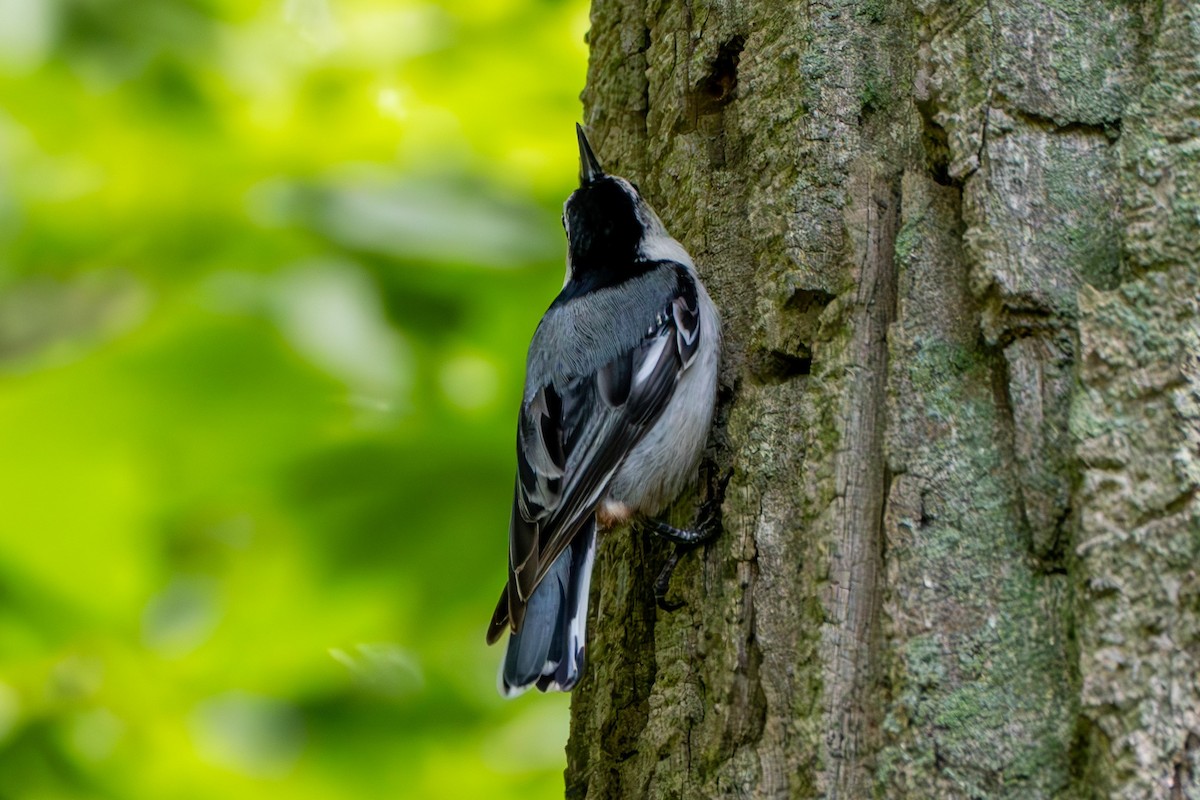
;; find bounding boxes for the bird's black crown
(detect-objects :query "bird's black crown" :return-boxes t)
[564,177,644,276]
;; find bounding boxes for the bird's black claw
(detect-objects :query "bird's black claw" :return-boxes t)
[646,463,734,612]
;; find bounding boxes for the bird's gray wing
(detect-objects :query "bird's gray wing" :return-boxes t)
[487,270,704,640]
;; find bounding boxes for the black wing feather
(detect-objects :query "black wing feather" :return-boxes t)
[488,266,704,642]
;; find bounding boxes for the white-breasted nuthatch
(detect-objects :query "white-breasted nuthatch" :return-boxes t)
[486,124,721,696]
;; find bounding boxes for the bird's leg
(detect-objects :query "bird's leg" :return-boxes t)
[645,464,734,611]
[643,517,716,545]
[645,465,733,544]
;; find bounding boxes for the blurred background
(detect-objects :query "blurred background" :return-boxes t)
[0,0,588,797]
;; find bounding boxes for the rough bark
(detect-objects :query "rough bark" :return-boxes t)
[565,1,1200,798]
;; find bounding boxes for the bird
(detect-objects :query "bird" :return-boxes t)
[485,124,722,697]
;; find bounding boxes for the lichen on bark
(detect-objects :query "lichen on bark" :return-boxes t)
[565,0,1200,797]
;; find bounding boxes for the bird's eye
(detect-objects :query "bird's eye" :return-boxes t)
[630,181,642,194]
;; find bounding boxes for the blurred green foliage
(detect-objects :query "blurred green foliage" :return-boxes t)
[0,0,588,796]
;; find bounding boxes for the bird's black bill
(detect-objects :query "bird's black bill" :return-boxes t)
[576,123,604,185]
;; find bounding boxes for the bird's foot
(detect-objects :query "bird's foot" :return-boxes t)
[642,517,716,545]
[645,465,733,611]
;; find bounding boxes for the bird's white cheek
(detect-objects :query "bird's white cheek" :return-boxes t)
[638,233,695,270]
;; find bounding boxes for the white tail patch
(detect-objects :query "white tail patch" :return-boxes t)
[563,533,596,684]
[497,530,598,697]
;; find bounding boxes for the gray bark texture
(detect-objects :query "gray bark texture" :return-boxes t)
[564,1,1200,798]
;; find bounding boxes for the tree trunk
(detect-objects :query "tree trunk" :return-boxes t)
[565,0,1200,798]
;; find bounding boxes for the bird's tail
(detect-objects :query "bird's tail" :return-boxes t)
[497,522,597,697]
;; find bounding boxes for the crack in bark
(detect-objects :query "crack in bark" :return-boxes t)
[823,178,900,797]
